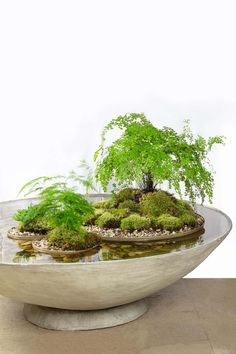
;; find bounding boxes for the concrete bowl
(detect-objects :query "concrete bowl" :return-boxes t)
[0,198,232,330]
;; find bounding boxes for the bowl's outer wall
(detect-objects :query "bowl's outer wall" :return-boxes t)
[0,198,232,310]
[0,236,225,310]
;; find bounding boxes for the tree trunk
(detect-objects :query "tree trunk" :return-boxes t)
[142,171,155,193]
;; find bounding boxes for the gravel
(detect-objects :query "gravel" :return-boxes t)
[85,224,195,240]
[33,238,59,250]
[7,227,41,239]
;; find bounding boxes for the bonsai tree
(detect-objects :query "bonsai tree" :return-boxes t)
[14,180,100,250]
[94,113,225,205]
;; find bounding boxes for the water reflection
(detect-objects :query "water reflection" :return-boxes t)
[13,249,36,263]
[3,229,205,264]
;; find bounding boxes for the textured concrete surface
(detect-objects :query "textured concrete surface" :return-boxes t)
[0,279,235,354]
[0,202,232,310]
[0,238,224,310]
[23,299,148,330]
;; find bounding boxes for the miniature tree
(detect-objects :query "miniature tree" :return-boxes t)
[94,113,225,204]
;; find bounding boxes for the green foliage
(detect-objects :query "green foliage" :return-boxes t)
[91,189,199,231]
[15,182,94,234]
[18,160,96,198]
[94,113,225,204]
[175,200,195,216]
[68,160,97,194]
[14,204,51,233]
[96,212,120,228]
[16,169,100,251]
[180,213,197,227]
[93,199,113,209]
[83,208,105,225]
[140,190,176,217]
[85,207,129,227]
[17,218,51,234]
[120,214,151,231]
[109,208,130,218]
[154,214,184,231]
[18,175,67,197]
[118,199,139,212]
[114,188,142,205]
[16,174,100,249]
[14,204,44,225]
[47,227,101,250]
[95,208,105,216]
[37,186,94,231]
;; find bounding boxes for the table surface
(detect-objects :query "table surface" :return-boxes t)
[0,278,235,354]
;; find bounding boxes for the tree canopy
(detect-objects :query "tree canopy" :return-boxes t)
[94,113,225,204]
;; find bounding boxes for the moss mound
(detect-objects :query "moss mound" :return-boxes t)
[17,218,51,234]
[120,214,151,231]
[47,227,101,250]
[175,200,195,216]
[84,208,104,225]
[114,188,143,205]
[109,208,130,218]
[118,200,139,212]
[93,199,113,209]
[180,213,197,227]
[96,212,120,229]
[90,188,200,233]
[140,190,177,217]
[154,214,184,231]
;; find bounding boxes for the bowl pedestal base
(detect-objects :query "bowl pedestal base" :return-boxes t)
[23,299,148,331]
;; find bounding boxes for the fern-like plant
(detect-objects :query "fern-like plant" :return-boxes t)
[94,113,225,205]
[15,181,94,233]
[15,179,99,249]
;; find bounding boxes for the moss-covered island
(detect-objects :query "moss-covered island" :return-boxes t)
[8,183,101,255]
[84,188,204,242]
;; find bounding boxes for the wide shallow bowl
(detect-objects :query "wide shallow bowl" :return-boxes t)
[0,196,232,330]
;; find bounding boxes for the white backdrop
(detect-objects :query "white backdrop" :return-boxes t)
[0,0,235,277]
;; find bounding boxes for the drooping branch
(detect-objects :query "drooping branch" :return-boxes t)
[94,113,225,204]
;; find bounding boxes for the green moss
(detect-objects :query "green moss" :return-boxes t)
[118,200,139,212]
[120,214,151,231]
[96,208,105,216]
[114,188,142,204]
[140,190,176,217]
[47,227,101,250]
[15,188,94,233]
[180,213,197,227]
[17,218,51,234]
[175,200,195,215]
[17,222,25,232]
[150,217,160,230]
[83,208,105,226]
[155,214,183,231]
[93,199,113,209]
[96,212,120,228]
[82,215,95,226]
[109,208,129,219]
